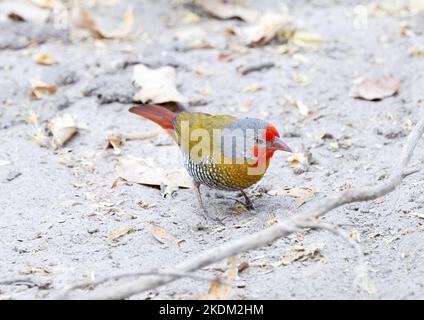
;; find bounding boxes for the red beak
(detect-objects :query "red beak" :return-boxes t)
[271,137,292,153]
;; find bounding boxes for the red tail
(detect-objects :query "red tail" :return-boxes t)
[129,104,176,130]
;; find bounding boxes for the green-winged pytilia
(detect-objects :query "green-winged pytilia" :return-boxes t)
[129,104,292,221]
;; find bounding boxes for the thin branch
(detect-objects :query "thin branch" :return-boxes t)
[59,270,228,299]
[74,118,424,300]
[238,62,275,75]
[124,130,161,141]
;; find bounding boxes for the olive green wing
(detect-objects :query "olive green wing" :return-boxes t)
[173,112,239,161]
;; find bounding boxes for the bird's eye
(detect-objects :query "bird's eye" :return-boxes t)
[255,137,265,145]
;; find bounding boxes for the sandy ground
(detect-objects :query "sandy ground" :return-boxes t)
[1,0,424,300]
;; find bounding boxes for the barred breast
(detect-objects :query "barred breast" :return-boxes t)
[182,153,263,191]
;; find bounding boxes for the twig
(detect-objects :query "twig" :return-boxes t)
[59,270,228,299]
[124,130,161,141]
[238,62,275,75]
[0,278,36,286]
[75,118,424,300]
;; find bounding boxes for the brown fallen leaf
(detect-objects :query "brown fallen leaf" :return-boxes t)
[111,176,126,188]
[268,186,316,206]
[132,64,188,104]
[72,4,135,39]
[34,53,57,65]
[232,12,294,47]
[47,113,78,148]
[197,256,238,300]
[198,0,259,23]
[149,221,171,244]
[110,226,135,241]
[351,75,400,101]
[116,156,193,196]
[30,79,57,99]
[238,261,249,273]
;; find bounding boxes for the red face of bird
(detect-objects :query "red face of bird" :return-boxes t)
[252,124,292,160]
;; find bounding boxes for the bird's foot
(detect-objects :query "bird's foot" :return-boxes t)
[226,194,255,211]
[240,190,256,210]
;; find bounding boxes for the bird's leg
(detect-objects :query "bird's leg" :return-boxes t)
[224,190,255,210]
[194,182,224,225]
[239,190,255,210]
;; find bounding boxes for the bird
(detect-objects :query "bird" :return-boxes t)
[129,104,292,221]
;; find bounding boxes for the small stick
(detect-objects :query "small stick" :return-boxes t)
[238,62,275,76]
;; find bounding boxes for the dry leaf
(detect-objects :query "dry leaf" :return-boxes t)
[0,0,50,24]
[351,75,400,101]
[268,186,316,206]
[290,31,324,48]
[198,0,259,23]
[198,257,238,300]
[30,80,57,99]
[116,155,193,196]
[287,153,307,168]
[132,64,188,104]
[110,226,135,241]
[47,113,78,148]
[105,134,124,155]
[274,244,323,266]
[34,53,57,65]
[149,221,170,244]
[73,4,135,39]
[233,13,294,47]
[238,261,249,273]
